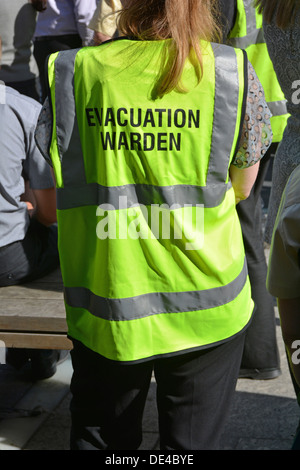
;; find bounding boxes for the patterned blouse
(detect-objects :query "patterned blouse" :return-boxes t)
[35,61,272,169]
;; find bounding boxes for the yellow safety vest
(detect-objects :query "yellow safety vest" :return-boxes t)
[228,0,289,142]
[47,38,254,362]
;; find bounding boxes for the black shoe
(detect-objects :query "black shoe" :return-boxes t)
[30,349,69,380]
[239,367,281,380]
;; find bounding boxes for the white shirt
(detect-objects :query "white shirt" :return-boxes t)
[34,0,98,45]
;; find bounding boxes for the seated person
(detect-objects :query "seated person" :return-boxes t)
[0,83,62,379]
[0,85,58,285]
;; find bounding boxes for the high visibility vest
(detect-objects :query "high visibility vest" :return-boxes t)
[47,38,254,362]
[227,0,289,142]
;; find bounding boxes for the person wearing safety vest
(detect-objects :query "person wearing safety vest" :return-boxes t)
[35,0,272,450]
[227,0,288,142]
[220,0,287,380]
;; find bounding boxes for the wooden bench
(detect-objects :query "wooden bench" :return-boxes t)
[0,268,72,350]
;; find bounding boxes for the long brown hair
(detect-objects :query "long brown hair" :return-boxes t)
[255,0,300,29]
[117,0,221,98]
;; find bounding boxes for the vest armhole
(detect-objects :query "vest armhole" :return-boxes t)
[232,49,248,159]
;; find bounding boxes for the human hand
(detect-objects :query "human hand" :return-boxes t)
[30,0,47,12]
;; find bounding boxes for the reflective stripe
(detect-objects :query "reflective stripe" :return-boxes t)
[267,100,288,117]
[227,28,264,49]
[244,0,257,33]
[207,45,244,184]
[54,49,86,186]
[227,0,263,48]
[56,181,232,210]
[64,258,248,321]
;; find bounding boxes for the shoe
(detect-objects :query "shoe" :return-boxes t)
[30,349,69,380]
[239,367,281,380]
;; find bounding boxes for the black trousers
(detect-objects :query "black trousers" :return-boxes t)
[237,144,280,372]
[0,218,59,286]
[69,332,246,450]
[33,34,82,102]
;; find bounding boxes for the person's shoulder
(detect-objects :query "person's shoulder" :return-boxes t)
[5,86,41,110]
[3,86,42,125]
